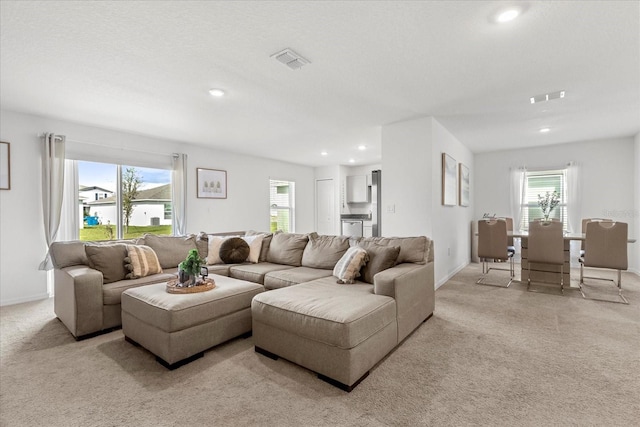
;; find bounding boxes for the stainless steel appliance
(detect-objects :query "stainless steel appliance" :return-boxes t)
[371,170,381,236]
[341,219,363,237]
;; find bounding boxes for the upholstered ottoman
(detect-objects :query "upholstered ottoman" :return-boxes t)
[122,275,264,369]
[252,277,398,391]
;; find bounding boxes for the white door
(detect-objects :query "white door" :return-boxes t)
[316,179,335,235]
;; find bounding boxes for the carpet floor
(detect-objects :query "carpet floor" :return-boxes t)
[1,264,639,426]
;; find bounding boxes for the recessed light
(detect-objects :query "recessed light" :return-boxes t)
[357,145,366,151]
[539,128,551,133]
[497,9,520,23]
[348,159,355,163]
[321,151,328,156]
[209,88,225,97]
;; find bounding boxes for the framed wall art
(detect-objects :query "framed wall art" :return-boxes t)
[197,168,227,199]
[459,163,469,207]
[0,142,10,190]
[442,153,457,206]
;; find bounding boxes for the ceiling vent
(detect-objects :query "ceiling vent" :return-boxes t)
[271,48,310,70]
[530,90,565,104]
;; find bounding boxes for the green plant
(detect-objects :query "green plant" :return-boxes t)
[537,191,560,220]
[122,167,142,233]
[178,249,204,276]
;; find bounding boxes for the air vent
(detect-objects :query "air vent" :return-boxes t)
[530,90,565,104]
[271,48,310,70]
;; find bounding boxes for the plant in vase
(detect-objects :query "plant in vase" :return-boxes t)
[178,249,205,287]
[537,191,560,221]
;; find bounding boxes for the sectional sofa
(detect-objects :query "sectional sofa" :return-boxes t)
[50,231,435,390]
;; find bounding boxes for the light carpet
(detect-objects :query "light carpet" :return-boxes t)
[1,264,639,426]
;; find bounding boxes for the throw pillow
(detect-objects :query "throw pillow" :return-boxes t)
[301,232,350,269]
[206,236,232,265]
[358,242,401,284]
[333,246,369,284]
[84,243,129,284]
[266,233,309,267]
[243,234,265,263]
[124,245,163,279]
[245,230,276,261]
[219,237,250,264]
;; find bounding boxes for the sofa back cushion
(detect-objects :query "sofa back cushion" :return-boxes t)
[357,241,401,284]
[85,243,129,284]
[141,234,198,269]
[266,233,309,266]
[51,241,89,269]
[354,236,429,264]
[302,233,350,269]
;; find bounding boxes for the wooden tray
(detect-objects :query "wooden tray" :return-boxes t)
[166,277,216,294]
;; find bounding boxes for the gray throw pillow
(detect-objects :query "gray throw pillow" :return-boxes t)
[266,233,309,266]
[301,232,350,269]
[358,242,401,284]
[84,243,128,284]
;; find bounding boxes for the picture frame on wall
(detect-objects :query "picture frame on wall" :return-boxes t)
[459,163,469,207]
[0,142,10,190]
[442,153,457,206]
[197,168,227,199]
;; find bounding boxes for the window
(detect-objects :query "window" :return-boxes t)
[269,179,295,233]
[521,169,567,231]
[78,161,172,240]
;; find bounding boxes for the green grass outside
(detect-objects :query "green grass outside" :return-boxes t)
[79,225,172,241]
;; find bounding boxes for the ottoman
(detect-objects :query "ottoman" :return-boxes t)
[122,275,264,369]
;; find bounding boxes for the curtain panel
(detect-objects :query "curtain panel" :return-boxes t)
[172,153,187,236]
[39,133,66,270]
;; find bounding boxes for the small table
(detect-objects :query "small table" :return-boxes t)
[122,274,264,369]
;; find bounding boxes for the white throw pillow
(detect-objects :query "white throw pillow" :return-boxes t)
[243,234,264,263]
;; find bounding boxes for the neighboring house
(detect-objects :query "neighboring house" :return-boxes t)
[79,185,114,203]
[85,184,171,227]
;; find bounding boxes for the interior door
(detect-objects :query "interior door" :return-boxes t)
[316,179,335,235]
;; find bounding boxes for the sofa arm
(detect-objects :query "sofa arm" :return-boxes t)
[54,266,104,339]
[374,262,435,342]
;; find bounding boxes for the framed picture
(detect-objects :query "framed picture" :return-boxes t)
[442,153,457,206]
[197,168,227,199]
[459,163,469,207]
[0,142,10,190]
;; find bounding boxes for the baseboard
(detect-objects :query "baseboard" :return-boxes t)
[436,261,469,289]
[0,293,50,307]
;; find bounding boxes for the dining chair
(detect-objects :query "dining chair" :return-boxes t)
[580,218,611,256]
[527,220,565,295]
[579,221,629,304]
[477,219,514,287]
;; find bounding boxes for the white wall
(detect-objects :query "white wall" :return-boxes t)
[381,116,474,287]
[0,110,315,305]
[475,136,638,273]
[634,133,640,273]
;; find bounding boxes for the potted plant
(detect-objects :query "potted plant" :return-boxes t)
[178,249,204,287]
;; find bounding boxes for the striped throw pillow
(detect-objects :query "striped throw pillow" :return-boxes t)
[333,246,369,284]
[125,245,163,279]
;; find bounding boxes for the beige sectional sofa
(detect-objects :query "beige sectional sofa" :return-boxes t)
[51,231,434,390]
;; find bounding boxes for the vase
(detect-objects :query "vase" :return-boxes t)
[178,269,196,287]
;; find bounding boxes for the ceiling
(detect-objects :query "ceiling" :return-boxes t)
[1,1,638,167]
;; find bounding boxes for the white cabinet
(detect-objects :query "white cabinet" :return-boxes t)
[346,175,369,203]
[363,221,373,238]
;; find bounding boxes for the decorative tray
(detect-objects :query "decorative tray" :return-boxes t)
[166,277,216,294]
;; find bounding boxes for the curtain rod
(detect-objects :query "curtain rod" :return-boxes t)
[39,133,182,157]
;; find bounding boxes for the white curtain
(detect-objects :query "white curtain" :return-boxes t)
[172,153,187,236]
[39,133,66,270]
[509,166,526,231]
[566,161,582,265]
[57,159,79,241]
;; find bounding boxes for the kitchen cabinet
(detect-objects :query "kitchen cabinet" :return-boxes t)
[346,175,369,203]
[363,221,373,238]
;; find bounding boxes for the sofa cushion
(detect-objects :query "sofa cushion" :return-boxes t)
[124,245,163,279]
[50,241,89,268]
[266,233,309,266]
[142,234,198,269]
[333,246,369,284]
[355,236,428,264]
[102,270,178,305]
[301,233,350,269]
[230,263,295,285]
[245,230,275,262]
[219,237,250,264]
[263,267,333,290]
[243,234,265,263]
[357,242,401,284]
[251,280,396,349]
[84,243,128,284]
[206,236,231,265]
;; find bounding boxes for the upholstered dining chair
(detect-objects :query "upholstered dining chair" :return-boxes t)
[527,220,565,295]
[580,218,611,256]
[477,219,514,287]
[579,221,629,304]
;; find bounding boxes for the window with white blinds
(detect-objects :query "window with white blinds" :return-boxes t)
[521,169,567,231]
[269,179,295,233]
